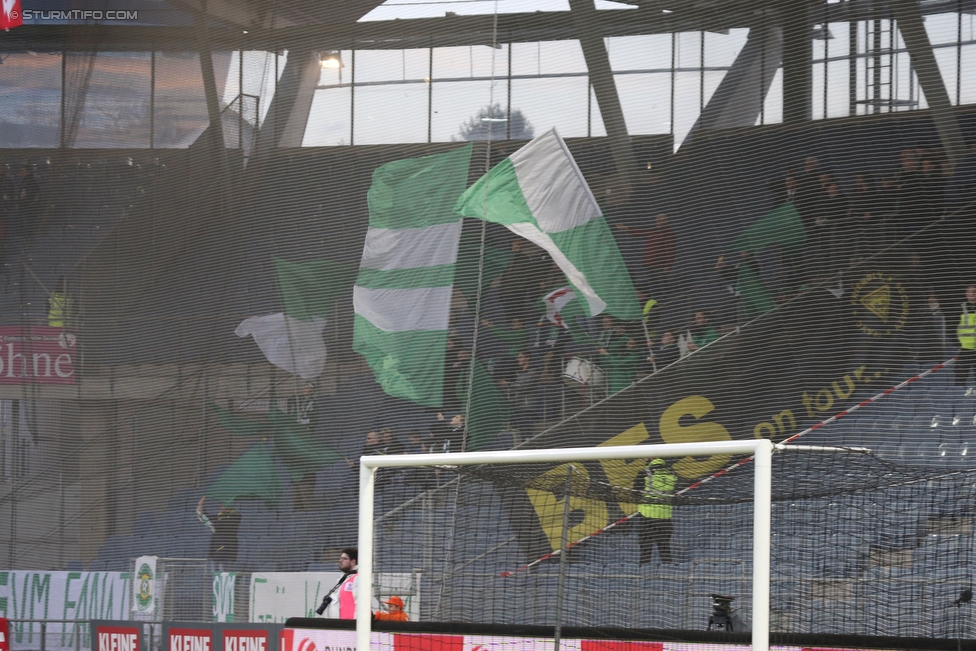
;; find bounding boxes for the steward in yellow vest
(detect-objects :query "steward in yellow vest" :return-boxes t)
[956,285,976,388]
[633,458,676,564]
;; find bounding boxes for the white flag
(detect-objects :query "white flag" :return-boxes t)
[235,313,327,379]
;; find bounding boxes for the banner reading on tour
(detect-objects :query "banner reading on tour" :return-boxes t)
[0,327,76,384]
[503,251,917,557]
[0,571,131,651]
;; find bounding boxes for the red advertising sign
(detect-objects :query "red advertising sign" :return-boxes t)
[581,643,663,651]
[224,629,270,651]
[0,327,76,384]
[0,617,10,651]
[96,625,141,651]
[0,0,23,31]
[394,634,464,651]
[170,628,214,651]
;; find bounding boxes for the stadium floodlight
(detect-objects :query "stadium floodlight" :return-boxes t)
[319,51,343,69]
[357,439,775,651]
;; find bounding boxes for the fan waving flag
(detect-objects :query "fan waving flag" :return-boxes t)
[353,143,473,407]
[455,128,640,320]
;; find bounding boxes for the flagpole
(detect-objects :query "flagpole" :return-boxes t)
[460,3,500,454]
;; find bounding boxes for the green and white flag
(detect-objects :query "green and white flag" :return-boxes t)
[455,128,640,320]
[353,144,473,407]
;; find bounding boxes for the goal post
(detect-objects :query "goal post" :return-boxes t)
[356,439,774,651]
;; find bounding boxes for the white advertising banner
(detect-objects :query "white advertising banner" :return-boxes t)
[249,572,419,623]
[131,556,158,620]
[0,570,132,651]
[212,573,237,623]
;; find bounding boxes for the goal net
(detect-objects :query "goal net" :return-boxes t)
[360,439,976,646]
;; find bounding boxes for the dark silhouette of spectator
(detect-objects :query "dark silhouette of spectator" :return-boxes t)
[496,238,550,322]
[196,496,242,573]
[616,213,676,300]
[686,311,719,352]
[821,177,847,271]
[650,331,681,369]
[794,156,824,234]
[599,335,644,394]
[501,350,541,435]
[848,173,879,259]
[429,412,464,453]
[482,316,530,382]
[378,427,405,456]
[895,148,925,238]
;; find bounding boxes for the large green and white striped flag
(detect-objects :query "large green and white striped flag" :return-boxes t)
[455,128,640,320]
[352,144,473,407]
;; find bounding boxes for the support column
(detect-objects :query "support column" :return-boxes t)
[890,0,966,170]
[688,25,783,137]
[781,0,812,123]
[194,12,227,157]
[568,0,637,184]
[256,48,321,152]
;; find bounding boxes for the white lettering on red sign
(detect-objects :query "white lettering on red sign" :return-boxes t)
[170,636,211,651]
[99,632,138,651]
[225,635,267,651]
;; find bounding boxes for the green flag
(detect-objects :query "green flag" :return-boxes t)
[353,144,473,407]
[455,129,640,320]
[273,257,358,321]
[731,202,807,255]
[206,443,282,507]
[457,359,513,451]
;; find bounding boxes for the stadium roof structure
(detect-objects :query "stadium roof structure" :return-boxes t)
[3,0,974,52]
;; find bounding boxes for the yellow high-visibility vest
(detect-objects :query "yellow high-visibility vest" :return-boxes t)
[638,468,675,519]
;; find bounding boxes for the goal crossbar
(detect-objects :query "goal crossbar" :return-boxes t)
[357,439,774,651]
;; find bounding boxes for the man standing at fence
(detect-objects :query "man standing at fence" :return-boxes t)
[318,548,363,619]
[633,458,677,564]
[197,496,242,573]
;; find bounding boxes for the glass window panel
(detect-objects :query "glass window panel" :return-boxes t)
[672,71,701,150]
[354,49,429,83]
[509,77,588,138]
[616,73,671,134]
[354,83,429,144]
[702,68,724,109]
[961,44,976,105]
[433,45,507,79]
[511,40,586,76]
[304,88,351,146]
[607,34,673,71]
[703,29,748,68]
[153,52,209,148]
[924,12,961,45]
[674,31,702,70]
[933,46,959,105]
[813,61,826,118]
[824,22,850,58]
[826,59,850,118]
[431,80,507,142]
[759,66,783,125]
[0,52,61,148]
[317,50,353,87]
[73,52,151,148]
